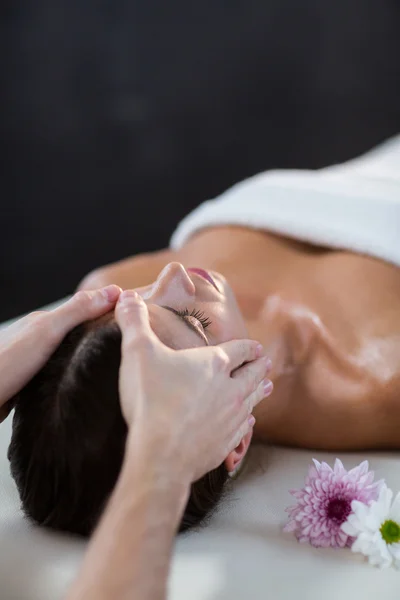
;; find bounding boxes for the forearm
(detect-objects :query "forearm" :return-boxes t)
[67,437,190,600]
[0,337,25,420]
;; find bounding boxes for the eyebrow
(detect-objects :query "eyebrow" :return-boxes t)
[161,306,209,346]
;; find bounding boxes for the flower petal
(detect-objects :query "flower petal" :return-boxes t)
[368,551,391,569]
[283,521,297,533]
[393,558,400,571]
[351,532,375,555]
[388,491,400,523]
[308,464,320,479]
[388,542,400,560]
[365,511,383,532]
[380,486,393,513]
[334,458,345,476]
[351,500,369,521]
[284,458,385,550]
[341,520,358,537]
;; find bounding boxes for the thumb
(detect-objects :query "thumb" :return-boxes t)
[115,290,156,350]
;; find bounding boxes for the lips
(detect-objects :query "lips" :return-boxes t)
[187,268,220,292]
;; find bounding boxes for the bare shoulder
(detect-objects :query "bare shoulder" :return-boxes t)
[311,252,400,395]
[302,253,400,448]
[253,254,400,450]
[77,248,177,291]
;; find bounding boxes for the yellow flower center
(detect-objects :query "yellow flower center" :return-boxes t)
[380,520,400,544]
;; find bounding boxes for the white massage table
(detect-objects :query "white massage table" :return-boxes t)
[1,305,399,600]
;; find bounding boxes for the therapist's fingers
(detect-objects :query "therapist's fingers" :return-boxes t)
[0,286,122,411]
[218,338,265,373]
[230,356,272,404]
[229,414,257,454]
[115,290,157,351]
[1,286,121,343]
[50,286,122,337]
[244,378,273,413]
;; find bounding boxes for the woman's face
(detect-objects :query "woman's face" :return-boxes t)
[132,262,248,350]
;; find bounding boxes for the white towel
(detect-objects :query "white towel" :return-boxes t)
[170,135,400,267]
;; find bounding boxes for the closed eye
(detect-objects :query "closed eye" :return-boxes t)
[175,308,212,330]
[161,306,209,345]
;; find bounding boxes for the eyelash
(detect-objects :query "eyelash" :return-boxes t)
[176,308,212,330]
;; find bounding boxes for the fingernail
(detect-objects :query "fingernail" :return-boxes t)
[256,343,264,358]
[119,290,139,303]
[248,415,256,427]
[263,380,273,396]
[263,357,272,372]
[101,285,121,303]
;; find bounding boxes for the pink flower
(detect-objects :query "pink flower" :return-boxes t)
[283,459,383,548]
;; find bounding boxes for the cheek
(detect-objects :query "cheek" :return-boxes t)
[210,305,248,343]
[227,316,248,340]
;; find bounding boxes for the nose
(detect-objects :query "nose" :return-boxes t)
[146,262,196,304]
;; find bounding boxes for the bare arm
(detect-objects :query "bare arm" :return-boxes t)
[68,291,268,600]
[67,436,189,600]
[0,287,121,422]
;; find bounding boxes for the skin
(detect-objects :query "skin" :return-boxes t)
[0,286,122,422]
[0,289,271,600]
[70,292,271,600]
[92,262,273,471]
[80,225,400,451]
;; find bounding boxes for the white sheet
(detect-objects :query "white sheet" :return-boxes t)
[170,134,400,267]
[1,408,400,600]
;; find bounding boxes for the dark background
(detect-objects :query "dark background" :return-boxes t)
[1,0,400,322]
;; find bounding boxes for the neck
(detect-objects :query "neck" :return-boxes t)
[236,289,313,440]
[241,292,299,380]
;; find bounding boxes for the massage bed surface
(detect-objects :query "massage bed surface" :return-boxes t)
[1,407,399,600]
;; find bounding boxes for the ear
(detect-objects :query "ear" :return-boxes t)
[224,428,253,474]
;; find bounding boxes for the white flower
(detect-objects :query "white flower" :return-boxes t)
[341,484,400,569]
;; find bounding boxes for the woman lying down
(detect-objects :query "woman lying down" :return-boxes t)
[8,134,400,537]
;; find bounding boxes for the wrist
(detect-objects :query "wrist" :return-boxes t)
[68,426,189,600]
[122,429,191,511]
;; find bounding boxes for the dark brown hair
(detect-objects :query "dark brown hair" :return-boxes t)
[8,321,229,537]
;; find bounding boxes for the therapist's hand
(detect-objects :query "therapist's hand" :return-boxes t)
[116,290,272,484]
[0,286,121,422]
